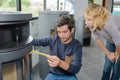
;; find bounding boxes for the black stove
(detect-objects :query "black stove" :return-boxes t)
[0,11,32,80]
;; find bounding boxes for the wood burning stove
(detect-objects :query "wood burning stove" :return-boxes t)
[0,11,32,80]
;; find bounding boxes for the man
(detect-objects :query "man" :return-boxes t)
[32,15,82,80]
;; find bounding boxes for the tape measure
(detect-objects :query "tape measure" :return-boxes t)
[30,50,49,57]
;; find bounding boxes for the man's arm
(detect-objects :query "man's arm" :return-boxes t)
[47,45,82,74]
[32,36,52,46]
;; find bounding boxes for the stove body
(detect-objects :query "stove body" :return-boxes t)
[0,11,32,80]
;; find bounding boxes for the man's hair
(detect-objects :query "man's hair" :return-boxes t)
[56,15,74,31]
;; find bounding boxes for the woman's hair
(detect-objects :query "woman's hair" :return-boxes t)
[56,15,74,32]
[84,3,111,31]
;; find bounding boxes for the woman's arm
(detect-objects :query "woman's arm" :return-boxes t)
[96,39,115,61]
[115,46,120,60]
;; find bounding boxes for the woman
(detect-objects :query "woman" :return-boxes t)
[84,3,120,80]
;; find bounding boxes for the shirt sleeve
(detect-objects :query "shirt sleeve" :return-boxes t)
[32,36,53,46]
[67,44,82,73]
[90,28,101,41]
[105,23,120,46]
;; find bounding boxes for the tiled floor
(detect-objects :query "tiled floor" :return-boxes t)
[32,44,105,80]
[77,45,104,80]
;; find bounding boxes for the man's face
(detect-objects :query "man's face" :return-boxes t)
[57,25,74,44]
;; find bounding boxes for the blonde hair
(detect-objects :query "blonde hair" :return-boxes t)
[84,3,111,31]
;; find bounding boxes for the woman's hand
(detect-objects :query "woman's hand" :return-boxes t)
[114,52,119,62]
[106,52,116,62]
[114,46,120,62]
[46,55,61,67]
[96,40,115,62]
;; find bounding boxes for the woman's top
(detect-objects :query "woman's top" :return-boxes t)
[91,14,120,46]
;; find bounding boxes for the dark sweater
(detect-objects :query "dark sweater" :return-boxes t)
[32,36,82,75]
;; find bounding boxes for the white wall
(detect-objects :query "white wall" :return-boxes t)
[105,0,113,12]
[29,20,40,68]
[74,0,89,45]
[94,0,103,5]
[74,0,88,20]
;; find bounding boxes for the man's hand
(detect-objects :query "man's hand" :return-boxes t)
[47,55,61,67]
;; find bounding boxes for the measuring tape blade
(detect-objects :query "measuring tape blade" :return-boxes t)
[30,50,49,57]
